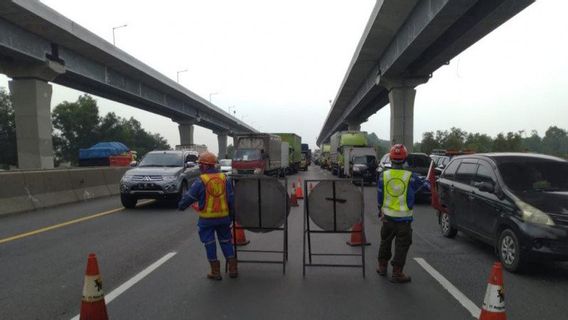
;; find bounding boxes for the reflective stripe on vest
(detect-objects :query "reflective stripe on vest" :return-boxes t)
[383,169,413,218]
[198,173,229,218]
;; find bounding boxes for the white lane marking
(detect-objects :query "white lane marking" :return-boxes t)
[414,257,481,319]
[70,252,177,320]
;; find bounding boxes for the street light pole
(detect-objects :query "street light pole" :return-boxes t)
[112,24,128,46]
[228,105,236,115]
[176,69,188,83]
[209,92,218,103]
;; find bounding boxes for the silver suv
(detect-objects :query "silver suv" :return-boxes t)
[120,150,200,208]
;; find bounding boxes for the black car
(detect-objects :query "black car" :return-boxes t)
[378,152,432,201]
[437,153,568,272]
[352,154,378,184]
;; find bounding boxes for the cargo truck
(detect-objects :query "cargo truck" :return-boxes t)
[301,143,312,164]
[320,143,331,169]
[232,133,283,176]
[330,131,377,179]
[273,133,301,173]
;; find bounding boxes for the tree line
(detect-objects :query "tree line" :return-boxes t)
[0,89,170,169]
[414,127,568,158]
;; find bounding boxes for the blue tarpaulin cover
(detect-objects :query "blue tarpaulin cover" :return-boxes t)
[79,142,129,160]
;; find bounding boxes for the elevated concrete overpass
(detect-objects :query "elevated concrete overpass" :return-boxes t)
[0,0,257,169]
[317,0,534,150]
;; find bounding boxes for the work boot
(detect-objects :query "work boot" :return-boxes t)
[390,265,411,283]
[207,260,222,280]
[376,259,388,276]
[228,257,238,278]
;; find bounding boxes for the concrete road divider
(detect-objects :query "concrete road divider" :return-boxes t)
[0,167,130,216]
[0,171,35,214]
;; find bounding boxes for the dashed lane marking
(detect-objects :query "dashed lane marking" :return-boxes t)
[70,251,178,320]
[414,257,481,319]
[0,200,154,245]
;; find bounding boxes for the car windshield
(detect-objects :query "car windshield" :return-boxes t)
[219,159,232,166]
[498,159,568,192]
[234,149,261,161]
[405,155,430,169]
[353,156,375,165]
[139,153,183,167]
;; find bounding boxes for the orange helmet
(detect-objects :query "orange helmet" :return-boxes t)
[197,151,217,165]
[389,144,408,162]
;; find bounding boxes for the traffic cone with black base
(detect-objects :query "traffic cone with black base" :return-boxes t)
[232,222,250,246]
[346,222,370,246]
[80,253,108,320]
[479,262,507,320]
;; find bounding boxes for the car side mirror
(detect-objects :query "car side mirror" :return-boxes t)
[477,181,495,194]
[129,161,138,167]
[185,162,196,169]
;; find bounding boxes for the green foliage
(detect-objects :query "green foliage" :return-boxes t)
[367,132,390,157]
[52,95,100,164]
[52,94,169,164]
[0,88,17,169]
[419,127,568,158]
[226,144,235,159]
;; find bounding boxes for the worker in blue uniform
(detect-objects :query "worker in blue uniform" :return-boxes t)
[178,151,237,280]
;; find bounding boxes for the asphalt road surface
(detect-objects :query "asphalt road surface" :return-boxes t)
[1,165,568,319]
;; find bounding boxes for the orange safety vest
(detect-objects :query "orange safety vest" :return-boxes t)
[196,173,229,219]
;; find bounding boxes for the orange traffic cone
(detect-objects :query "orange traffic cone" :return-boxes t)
[80,253,109,320]
[346,222,371,246]
[290,192,299,207]
[295,183,304,200]
[479,262,507,320]
[232,222,250,246]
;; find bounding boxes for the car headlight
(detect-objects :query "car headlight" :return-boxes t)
[121,175,134,182]
[353,167,360,172]
[162,175,177,182]
[516,200,555,226]
[253,168,263,175]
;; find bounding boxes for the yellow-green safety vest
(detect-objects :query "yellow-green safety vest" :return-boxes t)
[382,169,413,218]
[198,173,229,219]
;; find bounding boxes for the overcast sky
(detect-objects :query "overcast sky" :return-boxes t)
[1,0,567,154]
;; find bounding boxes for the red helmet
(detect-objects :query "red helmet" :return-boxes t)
[197,151,217,165]
[389,144,408,162]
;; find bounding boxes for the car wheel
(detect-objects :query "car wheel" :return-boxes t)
[498,229,525,272]
[439,211,458,238]
[121,194,137,209]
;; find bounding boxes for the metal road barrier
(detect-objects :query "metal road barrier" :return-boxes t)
[232,175,290,274]
[303,179,366,277]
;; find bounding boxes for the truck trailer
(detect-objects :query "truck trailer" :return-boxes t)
[273,133,301,173]
[232,133,283,176]
[330,131,377,178]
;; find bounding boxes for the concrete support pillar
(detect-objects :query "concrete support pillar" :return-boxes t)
[2,61,65,169]
[217,133,228,159]
[378,76,428,153]
[178,121,195,146]
[388,86,416,152]
[346,120,361,131]
[9,79,55,169]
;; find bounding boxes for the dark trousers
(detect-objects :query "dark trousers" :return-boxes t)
[378,219,413,268]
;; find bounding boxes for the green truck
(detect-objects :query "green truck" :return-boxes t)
[320,143,331,169]
[330,131,377,179]
[273,133,301,173]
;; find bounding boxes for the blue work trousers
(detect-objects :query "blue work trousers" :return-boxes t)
[197,216,235,261]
